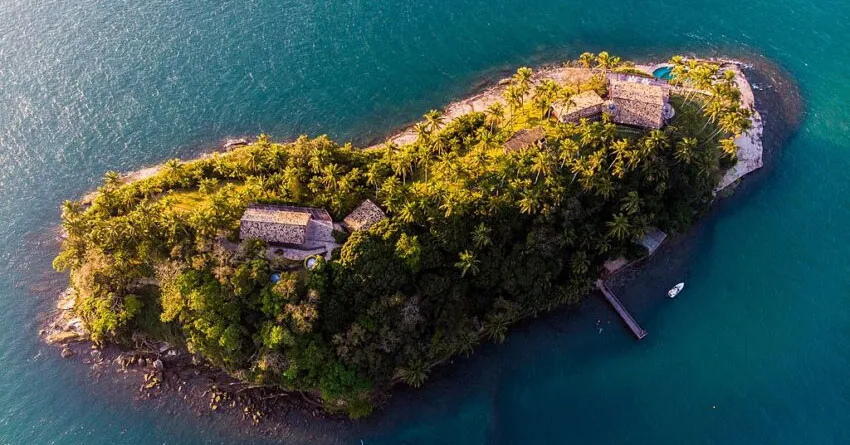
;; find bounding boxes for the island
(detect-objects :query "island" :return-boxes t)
[47,53,759,419]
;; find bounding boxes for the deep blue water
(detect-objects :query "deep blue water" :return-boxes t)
[1,0,849,443]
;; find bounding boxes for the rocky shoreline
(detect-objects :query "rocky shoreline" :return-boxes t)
[41,54,801,441]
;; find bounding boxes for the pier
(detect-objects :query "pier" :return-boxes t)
[595,279,647,340]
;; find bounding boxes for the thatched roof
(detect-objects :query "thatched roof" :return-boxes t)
[607,81,669,129]
[343,199,386,232]
[240,204,331,245]
[503,126,545,153]
[551,90,605,123]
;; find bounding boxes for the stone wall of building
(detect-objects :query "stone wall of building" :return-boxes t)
[240,220,307,245]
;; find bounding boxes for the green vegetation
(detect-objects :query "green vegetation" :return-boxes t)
[54,54,751,417]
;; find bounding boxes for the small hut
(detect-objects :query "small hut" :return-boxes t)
[342,199,386,232]
[607,81,670,129]
[551,90,605,123]
[503,126,545,153]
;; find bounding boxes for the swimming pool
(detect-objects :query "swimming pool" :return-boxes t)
[652,65,674,80]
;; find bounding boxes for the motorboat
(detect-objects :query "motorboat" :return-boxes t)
[668,282,684,298]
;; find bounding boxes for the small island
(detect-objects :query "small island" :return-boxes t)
[48,53,759,419]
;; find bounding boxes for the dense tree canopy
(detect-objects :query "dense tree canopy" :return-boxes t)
[54,54,751,417]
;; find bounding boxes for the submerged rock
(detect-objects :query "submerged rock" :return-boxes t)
[60,347,74,359]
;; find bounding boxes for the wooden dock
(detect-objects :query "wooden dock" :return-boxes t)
[595,280,647,340]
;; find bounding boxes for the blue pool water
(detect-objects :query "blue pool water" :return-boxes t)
[1,0,849,443]
[652,65,674,80]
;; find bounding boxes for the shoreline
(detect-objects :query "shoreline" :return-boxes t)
[41,54,800,440]
[75,57,762,208]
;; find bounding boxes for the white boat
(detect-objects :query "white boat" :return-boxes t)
[668,282,685,298]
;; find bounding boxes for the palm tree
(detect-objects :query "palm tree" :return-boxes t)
[513,67,533,87]
[431,132,450,157]
[320,163,343,192]
[394,359,430,388]
[518,187,541,215]
[366,163,386,193]
[379,176,403,213]
[570,251,590,275]
[455,250,480,277]
[399,201,417,223]
[164,159,183,181]
[530,150,553,183]
[103,171,122,190]
[413,123,431,144]
[424,109,444,134]
[532,80,560,118]
[390,149,414,184]
[719,137,738,158]
[245,149,263,174]
[268,147,287,171]
[642,130,669,157]
[504,84,524,116]
[472,222,492,249]
[620,191,641,215]
[509,67,533,108]
[483,313,510,343]
[558,139,580,167]
[578,52,595,69]
[454,328,479,357]
[606,213,631,240]
[484,102,504,131]
[675,137,697,164]
[255,133,271,149]
[596,51,611,71]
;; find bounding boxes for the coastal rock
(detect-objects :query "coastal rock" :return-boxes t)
[153,359,164,371]
[60,347,74,359]
[90,349,101,360]
[45,330,83,344]
[57,288,76,310]
[139,358,147,368]
[223,138,249,149]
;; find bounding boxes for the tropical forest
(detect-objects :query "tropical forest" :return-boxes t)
[53,54,752,418]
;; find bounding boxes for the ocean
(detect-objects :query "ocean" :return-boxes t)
[1,0,849,443]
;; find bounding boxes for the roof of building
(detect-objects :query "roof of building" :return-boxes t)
[240,204,334,246]
[609,81,669,105]
[343,199,386,232]
[551,90,605,120]
[244,204,331,222]
[503,126,545,153]
[241,205,311,226]
[607,81,670,129]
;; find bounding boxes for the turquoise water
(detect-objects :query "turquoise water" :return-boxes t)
[1,0,849,443]
[652,65,674,80]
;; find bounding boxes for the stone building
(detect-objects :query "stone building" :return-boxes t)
[551,90,605,123]
[240,204,334,247]
[342,199,386,232]
[606,80,671,129]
